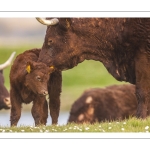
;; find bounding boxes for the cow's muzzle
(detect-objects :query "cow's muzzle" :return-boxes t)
[40,90,48,96]
[4,97,11,108]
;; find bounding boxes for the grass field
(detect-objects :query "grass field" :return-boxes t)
[0,117,150,132]
[0,45,127,112]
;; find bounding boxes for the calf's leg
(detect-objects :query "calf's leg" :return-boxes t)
[41,100,48,125]
[32,97,48,126]
[10,89,22,126]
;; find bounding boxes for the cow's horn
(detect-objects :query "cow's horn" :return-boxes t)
[0,52,16,70]
[36,17,59,26]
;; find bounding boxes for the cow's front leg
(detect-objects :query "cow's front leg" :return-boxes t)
[32,97,48,126]
[135,49,150,118]
[49,96,60,124]
[48,71,62,124]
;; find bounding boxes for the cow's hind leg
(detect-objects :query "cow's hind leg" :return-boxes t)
[135,49,150,118]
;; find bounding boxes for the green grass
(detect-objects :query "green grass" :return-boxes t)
[0,117,150,132]
[0,45,127,111]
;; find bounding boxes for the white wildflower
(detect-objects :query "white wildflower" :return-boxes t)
[123,122,126,125]
[108,127,112,130]
[145,126,149,130]
[78,128,82,131]
[121,128,125,131]
[21,130,24,132]
[85,127,89,130]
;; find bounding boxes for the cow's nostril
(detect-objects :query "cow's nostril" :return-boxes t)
[4,98,9,102]
[4,97,10,103]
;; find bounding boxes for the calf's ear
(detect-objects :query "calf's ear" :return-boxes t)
[49,66,55,74]
[26,62,32,73]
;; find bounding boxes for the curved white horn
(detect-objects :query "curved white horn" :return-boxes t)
[0,52,16,70]
[36,17,59,26]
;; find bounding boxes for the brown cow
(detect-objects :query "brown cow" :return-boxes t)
[36,18,150,119]
[0,52,15,110]
[9,48,62,126]
[0,70,11,110]
[68,84,150,124]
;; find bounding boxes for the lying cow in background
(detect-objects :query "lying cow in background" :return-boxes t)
[0,52,15,110]
[68,84,150,124]
[9,48,62,126]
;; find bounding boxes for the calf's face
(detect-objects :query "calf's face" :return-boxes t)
[24,61,53,96]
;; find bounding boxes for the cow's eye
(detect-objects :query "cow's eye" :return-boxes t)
[48,39,53,45]
[36,76,41,81]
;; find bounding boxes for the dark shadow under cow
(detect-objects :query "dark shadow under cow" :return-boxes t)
[68,84,150,124]
[9,48,62,126]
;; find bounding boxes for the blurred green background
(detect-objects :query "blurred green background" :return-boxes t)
[0,18,127,112]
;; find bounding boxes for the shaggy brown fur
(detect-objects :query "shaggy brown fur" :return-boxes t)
[68,84,150,124]
[37,18,150,119]
[9,48,62,126]
[0,70,11,110]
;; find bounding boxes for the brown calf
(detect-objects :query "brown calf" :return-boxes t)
[68,84,150,124]
[9,48,62,126]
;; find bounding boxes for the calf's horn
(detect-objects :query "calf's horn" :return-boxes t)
[36,17,59,26]
[0,52,16,70]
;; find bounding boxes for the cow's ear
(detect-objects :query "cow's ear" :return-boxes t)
[49,66,55,74]
[26,62,31,73]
